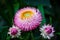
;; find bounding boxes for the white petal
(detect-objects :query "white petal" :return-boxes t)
[8,32,10,34]
[11,36,15,38]
[47,36,50,39]
[41,33,47,38]
[49,33,54,37]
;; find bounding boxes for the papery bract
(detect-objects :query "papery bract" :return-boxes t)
[14,7,42,31]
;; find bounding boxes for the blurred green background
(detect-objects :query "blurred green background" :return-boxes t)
[0,0,60,40]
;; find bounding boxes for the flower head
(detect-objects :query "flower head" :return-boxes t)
[8,25,21,38]
[14,7,42,31]
[40,24,55,39]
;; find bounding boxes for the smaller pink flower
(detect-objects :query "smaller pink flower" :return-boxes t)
[40,24,55,39]
[8,25,21,38]
[45,27,52,34]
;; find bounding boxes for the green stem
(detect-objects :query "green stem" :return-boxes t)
[24,32,30,40]
[19,36,23,40]
[30,31,35,40]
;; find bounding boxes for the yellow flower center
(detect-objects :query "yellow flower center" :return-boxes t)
[21,11,33,20]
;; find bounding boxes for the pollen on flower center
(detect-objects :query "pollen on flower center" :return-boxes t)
[21,11,33,20]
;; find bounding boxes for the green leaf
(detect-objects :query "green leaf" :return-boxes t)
[0,5,10,26]
[0,16,6,26]
[56,33,60,35]
[0,26,9,32]
[4,0,14,25]
[6,36,10,40]
[38,4,46,25]
[25,33,30,40]
[0,26,9,40]
[21,32,30,40]
[30,31,35,40]
[13,1,19,13]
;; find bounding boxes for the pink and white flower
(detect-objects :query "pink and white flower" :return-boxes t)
[8,25,21,38]
[14,7,42,31]
[40,24,55,39]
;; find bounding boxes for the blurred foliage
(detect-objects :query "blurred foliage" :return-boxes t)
[0,0,60,40]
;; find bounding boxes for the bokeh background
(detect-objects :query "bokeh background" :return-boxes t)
[0,0,60,40]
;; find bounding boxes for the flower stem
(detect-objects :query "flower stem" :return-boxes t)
[25,32,30,40]
[30,31,35,40]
